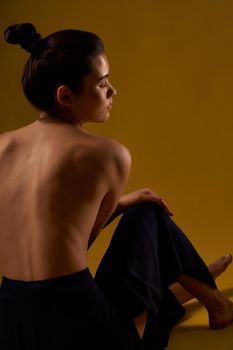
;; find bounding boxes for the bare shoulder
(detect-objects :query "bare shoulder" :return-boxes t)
[0,130,17,154]
[76,133,132,179]
[67,133,132,205]
[99,136,131,165]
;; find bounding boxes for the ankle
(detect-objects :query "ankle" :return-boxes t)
[207,289,226,313]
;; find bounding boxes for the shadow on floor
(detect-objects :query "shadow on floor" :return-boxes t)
[168,287,233,350]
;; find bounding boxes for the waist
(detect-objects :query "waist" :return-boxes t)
[0,244,88,282]
[1,267,93,291]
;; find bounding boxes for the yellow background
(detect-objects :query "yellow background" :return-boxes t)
[0,1,232,349]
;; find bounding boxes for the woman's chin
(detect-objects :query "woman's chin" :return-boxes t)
[97,113,110,123]
[85,112,110,124]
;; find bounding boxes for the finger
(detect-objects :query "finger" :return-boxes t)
[144,195,173,216]
[141,189,174,216]
[159,198,174,216]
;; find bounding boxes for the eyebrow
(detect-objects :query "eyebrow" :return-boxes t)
[98,73,109,81]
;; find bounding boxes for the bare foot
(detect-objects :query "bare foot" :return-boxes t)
[208,254,232,279]
[208,292,233,329]
[177,275,233,330]
[170,254,232,304]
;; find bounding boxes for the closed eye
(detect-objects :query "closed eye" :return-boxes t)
[98,72,110,88]
[99,79,109,88]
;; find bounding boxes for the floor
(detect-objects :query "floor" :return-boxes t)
[168,287,233,350]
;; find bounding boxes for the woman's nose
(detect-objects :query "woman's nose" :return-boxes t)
[108,84,117,98]
[107,82,117,97]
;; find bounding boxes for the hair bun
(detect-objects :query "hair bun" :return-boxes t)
[4,23,42,54]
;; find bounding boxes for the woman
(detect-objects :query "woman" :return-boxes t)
[1,23,232,350]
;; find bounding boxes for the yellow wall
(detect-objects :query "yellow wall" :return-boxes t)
[0,0,232,293]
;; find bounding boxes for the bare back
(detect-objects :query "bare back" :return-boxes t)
[0,120,131,281]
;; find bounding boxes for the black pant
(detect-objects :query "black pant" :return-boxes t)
[95,202,217,349]
[0,202,217,350]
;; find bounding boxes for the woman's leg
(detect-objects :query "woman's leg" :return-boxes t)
[145,205,233,329]
[95,202,232,348]
[95,202,186,348]
[157,211,233,329]
[136,255,233,341]
[170,254,232,304]
[177,274,233,328]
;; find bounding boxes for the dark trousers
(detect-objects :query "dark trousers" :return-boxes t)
[95,202,217,349]
[0,202,217,350]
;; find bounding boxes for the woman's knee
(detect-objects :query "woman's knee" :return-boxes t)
[123,201,164,223]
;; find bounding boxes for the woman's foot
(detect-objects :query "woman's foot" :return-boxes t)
[170,254,232,304]
[208,290,233,329]
[177,274,233,329]
[208,254,232,279]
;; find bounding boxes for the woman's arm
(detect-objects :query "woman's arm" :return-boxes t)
[103,188,174,228]
[88,140,131,248]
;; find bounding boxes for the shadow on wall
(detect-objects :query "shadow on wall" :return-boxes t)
[168,287,233,350]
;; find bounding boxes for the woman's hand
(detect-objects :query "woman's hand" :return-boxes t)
[118,188,173,216]
[103,188,173,229]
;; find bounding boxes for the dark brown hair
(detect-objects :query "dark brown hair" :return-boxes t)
[4,23,104,112]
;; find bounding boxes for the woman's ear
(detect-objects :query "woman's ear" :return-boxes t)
[55,85,73,107]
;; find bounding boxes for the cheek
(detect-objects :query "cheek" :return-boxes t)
[91,91,106,108]
[78,87,108,121]
[91,94,109,120]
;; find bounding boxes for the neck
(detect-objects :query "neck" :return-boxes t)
[38,111,82,128]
